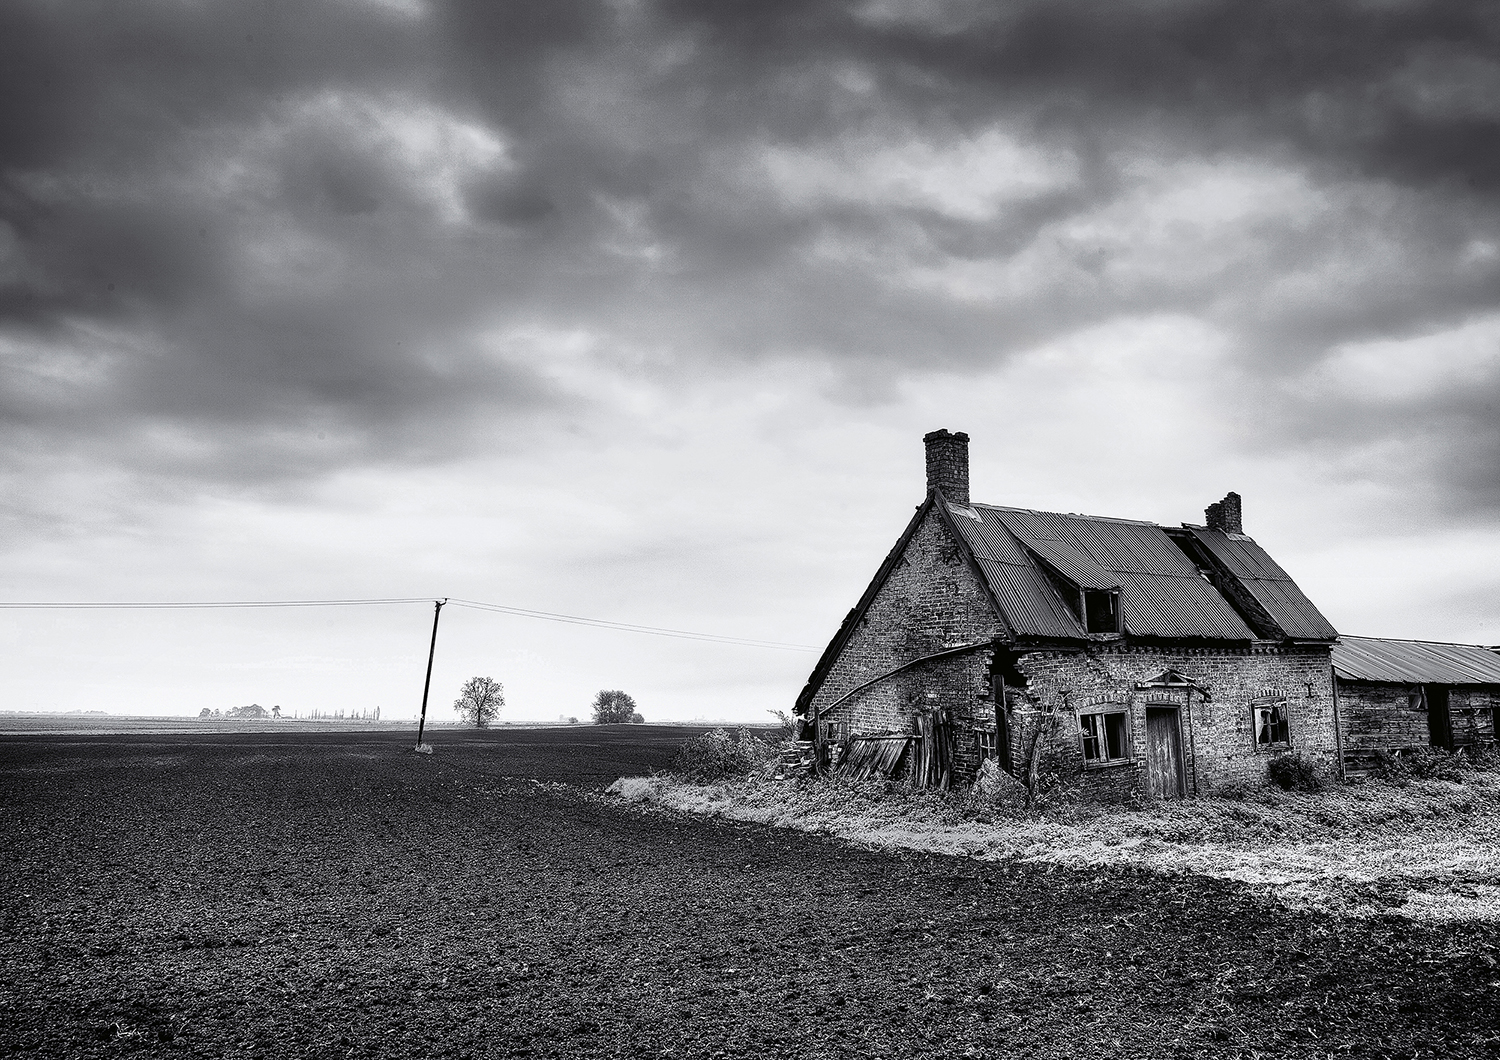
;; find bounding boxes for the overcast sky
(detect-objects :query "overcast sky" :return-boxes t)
[3,0,1499,723]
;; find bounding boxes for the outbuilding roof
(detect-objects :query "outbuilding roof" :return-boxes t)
[1332,636,1500,685]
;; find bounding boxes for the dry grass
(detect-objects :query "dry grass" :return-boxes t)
[608,769,1500,922]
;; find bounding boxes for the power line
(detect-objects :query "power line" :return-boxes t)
[447,598,819,652]
[0,598,432,609]
[0,595,822,652]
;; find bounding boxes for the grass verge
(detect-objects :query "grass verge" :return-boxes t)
[607,768,1500,922]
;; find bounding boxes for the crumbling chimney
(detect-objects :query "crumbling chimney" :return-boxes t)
[1205,492,1243,534]
[923,429,970,505]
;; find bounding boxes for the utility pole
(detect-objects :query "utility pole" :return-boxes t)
[416,598,446,751]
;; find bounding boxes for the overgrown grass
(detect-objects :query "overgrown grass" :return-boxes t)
[1371,745,1498,783]
[608,758,1500,922]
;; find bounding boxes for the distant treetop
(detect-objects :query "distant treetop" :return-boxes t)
[591,690,639,725]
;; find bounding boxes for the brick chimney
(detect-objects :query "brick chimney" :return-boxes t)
[1205,492,1243,534]
[923,429,970,505]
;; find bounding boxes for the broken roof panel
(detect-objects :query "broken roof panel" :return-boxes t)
[1333,636,1500,685]
[974,558,1086,640]
[1065,513,1200,576]
[1185,527,1338,641]
[954,506,1086,638]
[950,504,1257,642]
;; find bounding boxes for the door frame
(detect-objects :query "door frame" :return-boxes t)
[1425,684,1453,751]
[1144,705,1187,799]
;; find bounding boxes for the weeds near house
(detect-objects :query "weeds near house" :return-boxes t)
[1266,752,1327,792]
[1372,746,1476,783]
[666,727,779,782]
[766,709,798,739]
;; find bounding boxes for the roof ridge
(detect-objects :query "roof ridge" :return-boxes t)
[969,502,1161,527]
[1339,633,1496,650]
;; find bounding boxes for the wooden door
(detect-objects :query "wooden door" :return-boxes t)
[1145,707,1186,799]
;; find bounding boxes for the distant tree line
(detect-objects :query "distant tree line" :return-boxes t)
[197,705,381,721]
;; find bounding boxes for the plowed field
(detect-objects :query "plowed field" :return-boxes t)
[2,727,1497,1058]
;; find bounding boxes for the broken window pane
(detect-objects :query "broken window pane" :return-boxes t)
[1103,712,1127,759]
[1253,701,1290,747]
[1080,714,1102,760]
[1080,711,1129,763]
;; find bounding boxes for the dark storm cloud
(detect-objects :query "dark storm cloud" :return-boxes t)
[2,0,1499,513]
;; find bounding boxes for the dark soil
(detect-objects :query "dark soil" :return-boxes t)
[2,727,1498,1059]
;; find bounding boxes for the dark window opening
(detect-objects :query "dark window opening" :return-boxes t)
[1080,711,1130,763]
[1253,701,1290,748]
[1082,588,1121,634]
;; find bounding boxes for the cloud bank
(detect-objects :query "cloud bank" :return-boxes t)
[3,0,1499,714]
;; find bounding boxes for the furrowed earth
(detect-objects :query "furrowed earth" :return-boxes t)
[2,725,1498,1059]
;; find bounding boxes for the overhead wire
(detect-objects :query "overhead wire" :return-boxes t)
[0,595,821,652]
[446,597,819,651]
[0,598,431,609]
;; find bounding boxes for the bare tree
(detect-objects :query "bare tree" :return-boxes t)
[1018,707,1064,809]
[591,689,638,724]
[454,676,505,728]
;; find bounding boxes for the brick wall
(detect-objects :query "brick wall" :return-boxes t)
[809,506,1002,753]
[1006,644,1338,798]
[923,430,970,505]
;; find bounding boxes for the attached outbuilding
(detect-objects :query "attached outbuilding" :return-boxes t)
[1333,636,1500,771]
[795,429,1343,800]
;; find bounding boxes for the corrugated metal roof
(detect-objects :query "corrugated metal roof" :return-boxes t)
[1333,636,1500,685]
[974,558,1086,640]
[951,504,1257,642]
[1186,528,1338,640]
[1115,570,1256,639]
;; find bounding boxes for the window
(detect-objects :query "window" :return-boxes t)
[1079,711,1130,763]
[1253,701,1290,748]
[1082,588,1121,634]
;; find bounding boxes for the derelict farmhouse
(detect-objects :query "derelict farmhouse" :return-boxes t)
[794,430,1500,799]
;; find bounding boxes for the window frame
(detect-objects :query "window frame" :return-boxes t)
[1251,699,1291,751]
[1080,587,1123,635]
[1078,708,1133,767]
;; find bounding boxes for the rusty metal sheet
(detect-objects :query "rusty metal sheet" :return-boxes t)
[1333,636,1500,685]
[1080,516,1203,575]
[960,512,1034,565]
[1012,534,1118,588]
[953,502,1332,644]
[950,507,1086,639]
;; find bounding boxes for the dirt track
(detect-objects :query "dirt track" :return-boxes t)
[2,727,1498,1058]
